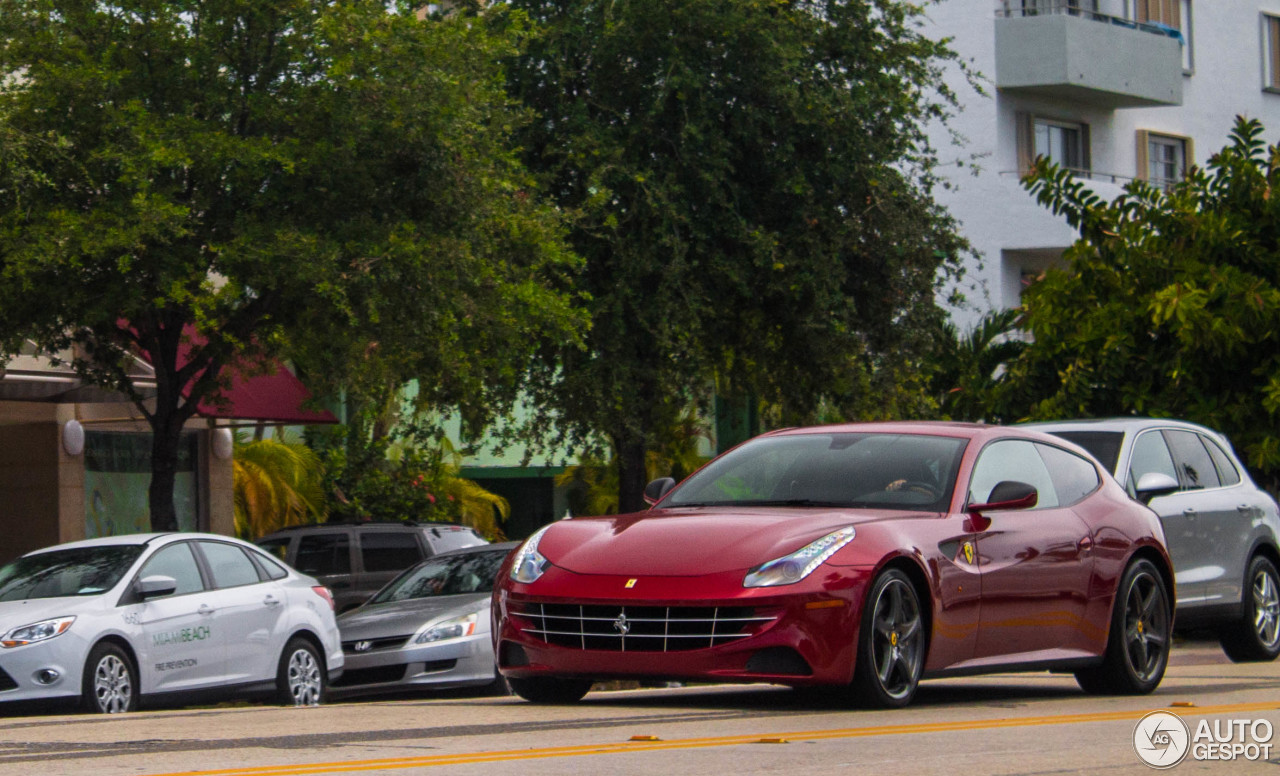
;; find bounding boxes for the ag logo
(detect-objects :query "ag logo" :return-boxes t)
[1133,711,1190,769]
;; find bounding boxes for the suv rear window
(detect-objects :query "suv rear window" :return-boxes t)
[425,526,487,554]
[1045,431,1123,474]
[360,532,423,573]
[295,533,351,575]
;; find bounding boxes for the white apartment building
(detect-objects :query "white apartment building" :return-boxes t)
[927,0,1280,327]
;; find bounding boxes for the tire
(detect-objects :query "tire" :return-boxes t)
[81,641,138,714]
[276,637,325,706]
[507,676,592,704]
[1076,558,1171,695]
[1219,555,1280,663]
[850,568,927,708]
[479,666,511,697]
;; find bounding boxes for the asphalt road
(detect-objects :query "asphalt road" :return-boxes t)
[0,639,1276,776]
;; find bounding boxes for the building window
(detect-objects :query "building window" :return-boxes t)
[1137,131,1191,191]
[1266,14,1280,91]
[1017,113,1091,175]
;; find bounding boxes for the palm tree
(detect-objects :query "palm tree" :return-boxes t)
[930,308,1026,422]
[233,434,326,539]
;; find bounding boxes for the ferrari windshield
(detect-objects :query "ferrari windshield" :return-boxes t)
[0,545,145,602]
[370,548,510,604]
[665,432,968,511]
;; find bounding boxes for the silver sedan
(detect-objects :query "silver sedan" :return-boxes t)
[1026,418,1280,662]
[330,543,517,698]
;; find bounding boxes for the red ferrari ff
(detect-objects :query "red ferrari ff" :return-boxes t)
[493,423,1174,707]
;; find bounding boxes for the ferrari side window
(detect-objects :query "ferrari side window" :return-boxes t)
[1035,444,1100,506]
[967,440,1059,509]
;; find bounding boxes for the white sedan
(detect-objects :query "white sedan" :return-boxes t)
[0,533,344,713]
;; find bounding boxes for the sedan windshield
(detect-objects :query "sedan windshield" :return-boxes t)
[665,432,968,511]
[370,549,510,604]
[0,545,145,602]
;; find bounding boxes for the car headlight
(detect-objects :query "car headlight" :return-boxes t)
[415,612,478,644]
[743,527,856,588]
[1,616,76,648]
[510,525,552,584]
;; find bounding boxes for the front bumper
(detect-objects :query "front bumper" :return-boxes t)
[328,632,495,697]
[495,565,871,687]
[0,632,91,704]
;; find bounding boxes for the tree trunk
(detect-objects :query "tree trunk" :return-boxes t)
[615,435,648,515]
[148,402,185,532]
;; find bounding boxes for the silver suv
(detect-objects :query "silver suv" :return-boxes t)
[1026,418,1280,662]
[257,522,487,613]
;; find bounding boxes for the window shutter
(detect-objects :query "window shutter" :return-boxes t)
[1271,17,1280,88]
[1079,123,1092,175]
[1016,112,1035,174]
[1136,130,1151,181]
[1184,136,1195,176]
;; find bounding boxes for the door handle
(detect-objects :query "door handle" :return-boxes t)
[197,604,215,616]
[329,581,352,589]
[1182,508,1197,519]
[1077,535,1093,553]
[1237,504,1257,516]
[263,595,281,607]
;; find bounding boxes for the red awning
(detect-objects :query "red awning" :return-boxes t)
[167,326,338,425]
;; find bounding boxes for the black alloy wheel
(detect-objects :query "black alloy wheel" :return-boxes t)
[1076,558,1170,694]
[851,568,926,708]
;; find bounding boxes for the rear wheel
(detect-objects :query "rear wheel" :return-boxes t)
[81,642,137,714]
[850,568,926,708]
[1219,556,1280,662]
[1076,558,1170,694]
[507,676,592,704]
[276,637,325,706]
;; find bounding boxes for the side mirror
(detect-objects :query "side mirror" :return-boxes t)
[1134,472,1179,504]
[968,480,1038,513]
[135,574,178,600]
[643,477,676,506]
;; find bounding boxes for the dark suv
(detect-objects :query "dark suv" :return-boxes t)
[257,522,487,612]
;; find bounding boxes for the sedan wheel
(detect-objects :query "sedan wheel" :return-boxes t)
[276,638,324,706]
[851,568,925,707]
[1077,558,1170,694]
[1220,556,1280,662]
[81,642,137,714]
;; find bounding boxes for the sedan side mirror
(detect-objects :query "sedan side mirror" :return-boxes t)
[135,574,178,600]
[1134,472,1179,504]
[968,481,1038,513]
[643,477,676,506]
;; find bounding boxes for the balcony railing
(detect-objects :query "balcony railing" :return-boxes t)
[995,1,1185,43]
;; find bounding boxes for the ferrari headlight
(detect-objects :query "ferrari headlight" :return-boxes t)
[510,525,552,584]
[743,527,856,588]
[415,612,478,644]
[1,616,76,648]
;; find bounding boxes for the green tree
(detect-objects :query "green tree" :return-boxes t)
[929,309,1025,422]
[1006,116,1280,483]
[0,0,581,530]
[233,434,326,540]
[499,0,968,512]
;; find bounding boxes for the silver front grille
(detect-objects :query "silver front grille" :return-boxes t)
[510,602,775,652]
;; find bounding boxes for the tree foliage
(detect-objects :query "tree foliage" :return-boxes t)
[233,434,326,540]
[498,0,969,511]
[1006,116,1280,483]
[928,309,1025,422]
[0,0,581,529]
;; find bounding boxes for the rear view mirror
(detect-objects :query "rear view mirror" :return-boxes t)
[135,574,177,600]
[968,481,1038,513]
[643,477,676,506]
[1134,472,1179,504]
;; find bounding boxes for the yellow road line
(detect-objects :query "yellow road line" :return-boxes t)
[144,700,1280,776]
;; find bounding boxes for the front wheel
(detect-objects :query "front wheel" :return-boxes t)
[276,637,325,706]
[507,676,592,704]
[1076,558,1171,695]
[81,642,138,714]
[850,568,926,708]
[1219,555,1280,662]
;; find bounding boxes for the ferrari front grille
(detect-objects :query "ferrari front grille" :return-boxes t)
[510,601,776,652]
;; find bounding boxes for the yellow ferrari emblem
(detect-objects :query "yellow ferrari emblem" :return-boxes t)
[890,632,898,647]
[625,579,637,589]
[962,541,975,565]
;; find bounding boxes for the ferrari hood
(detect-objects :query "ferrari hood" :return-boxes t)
[538,508,914,576]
